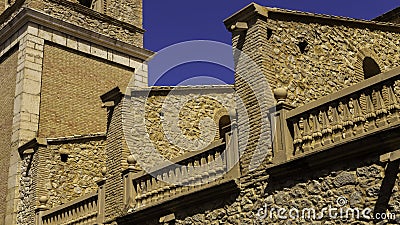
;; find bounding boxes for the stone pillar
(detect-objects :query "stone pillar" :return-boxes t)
[122,156,141,209]
[269,88,295,164]
[224,109,240,179]
[6,23,44,225]
[34,196,48,225]
[97,167,107,224]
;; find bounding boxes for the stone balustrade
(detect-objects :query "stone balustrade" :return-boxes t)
[38,193,98,225]
[122,126,240,211]
[271,67,400,164]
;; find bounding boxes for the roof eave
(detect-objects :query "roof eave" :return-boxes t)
[224,3,400,33]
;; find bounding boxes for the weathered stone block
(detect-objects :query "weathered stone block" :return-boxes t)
[333,171,357,187]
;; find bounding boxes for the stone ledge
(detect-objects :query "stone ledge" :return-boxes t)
[46,133,107,143]
[0,9,153,61]
[224,2,400,32]
[129,85,235,97]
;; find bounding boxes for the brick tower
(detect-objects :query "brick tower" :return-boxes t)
[0,0,152,224]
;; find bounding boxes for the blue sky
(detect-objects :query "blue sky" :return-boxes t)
[143,1,399,86]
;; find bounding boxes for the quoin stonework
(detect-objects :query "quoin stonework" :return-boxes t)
[0,1,400,224]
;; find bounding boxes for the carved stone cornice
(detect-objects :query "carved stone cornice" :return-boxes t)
[0,8,153,61]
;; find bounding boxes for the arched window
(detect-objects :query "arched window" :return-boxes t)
[219,115,231,140]
[363,57,381,79]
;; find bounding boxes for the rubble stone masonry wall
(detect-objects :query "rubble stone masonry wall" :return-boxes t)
[231,13,400,182]
[41,0,144,47]
[0,0,144,47]
[16,138,106,225]
[170,155,400,224]
[43,139,106,207]
[257,16,400,107]
[17,138,107,225]
[175,12,400,225]
[128,88,235,168]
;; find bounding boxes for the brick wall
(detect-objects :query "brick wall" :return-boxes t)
[0,47,18,225]
[104,96,131,221]
[39,43,134,137]
[231,18,275,181]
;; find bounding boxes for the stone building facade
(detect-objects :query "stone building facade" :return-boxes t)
[1,1,400,225]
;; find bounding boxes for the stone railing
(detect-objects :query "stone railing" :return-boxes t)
[36,170,106,225]
[38,193,98,225]
[271,67,400,164]
[122,122,240,211]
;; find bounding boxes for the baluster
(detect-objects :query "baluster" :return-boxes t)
[387,84,400,123]
[187,161,196,187]
[140,179,148,206]
[87,201,91,217]
[67,208,72,223]
[59,211,63,224]
[156,174,164,201]
[56,212,61,224]
[77,204,81,220]
[311,113,322,149]
[134,181,142,208]
[341,102,353,139]
[375,89,388,127]
[169,170,176,196]
[149,177,157,203]
[331,106,343,143]
[145,178,153,203]
[365,93,377,131]
[80,203,85,220]
[154,176,161,202]
[180,165,189,192]
[207,152,217,181]
[293,120,303,154]
[162,172,171,198]
[302,116,313,152]
[321,110,332,146]
[352,98,365,135]
[215,151,224,176]
[201,155,209,183]
[175,167,182,194]
[58,212,62,224]
[194,158,202,185]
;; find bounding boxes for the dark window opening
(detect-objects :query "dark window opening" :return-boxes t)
[79,0,92,7]
[219,115,231,141]
[363,57,381,79]
[297,41,308,53]
[267,28,273,40]
[61,154,68,162]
